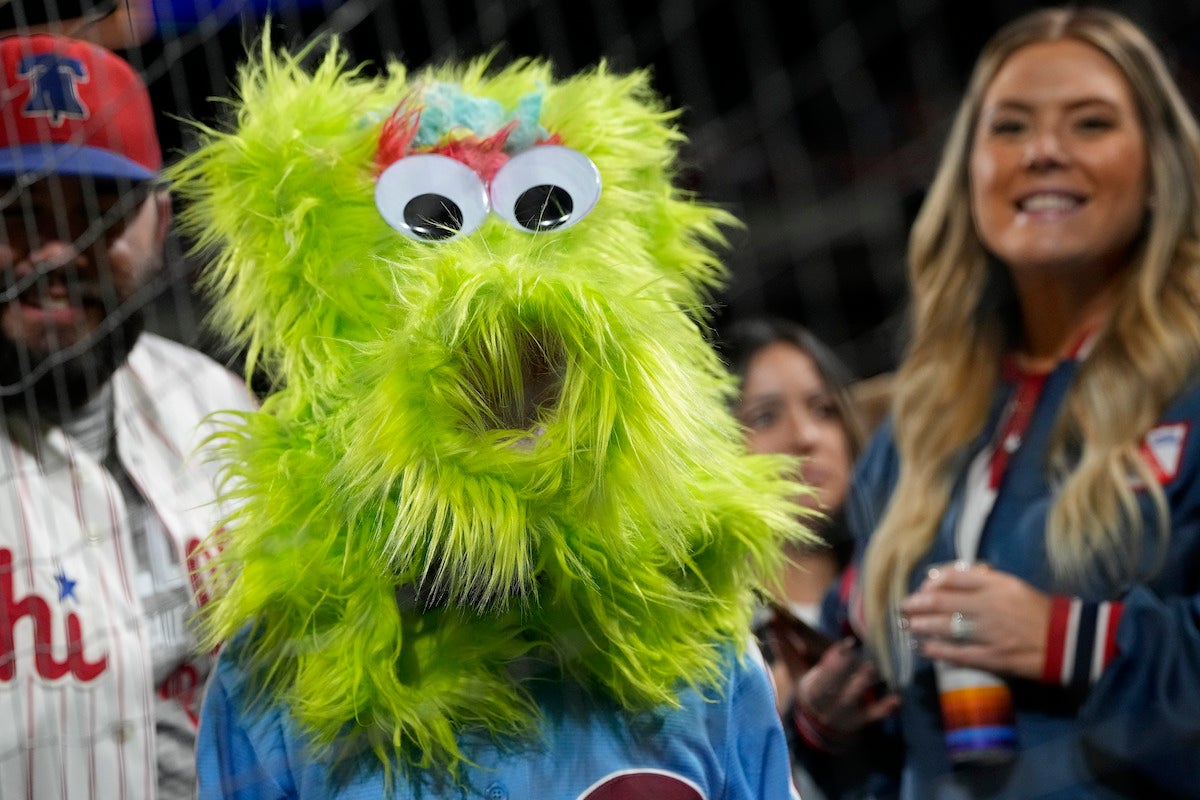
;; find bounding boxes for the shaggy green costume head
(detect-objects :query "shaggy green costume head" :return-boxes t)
[172,36,811,780]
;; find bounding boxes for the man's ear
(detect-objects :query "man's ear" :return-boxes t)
[153,189,172,251]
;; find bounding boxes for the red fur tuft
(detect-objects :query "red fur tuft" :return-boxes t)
[375,102,421,175]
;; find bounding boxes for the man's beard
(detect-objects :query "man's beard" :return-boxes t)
[0,309,146,423]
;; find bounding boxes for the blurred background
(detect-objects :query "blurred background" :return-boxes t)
[9,0,1200,382]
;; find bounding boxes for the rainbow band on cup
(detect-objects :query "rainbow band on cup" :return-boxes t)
[939,684,1017,763]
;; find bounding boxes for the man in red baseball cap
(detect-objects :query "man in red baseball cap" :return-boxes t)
[0,33,165,406]
[0,34,257,800]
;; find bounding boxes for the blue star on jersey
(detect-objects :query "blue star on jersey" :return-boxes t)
[54,566,78,602]
[18,53,89,126]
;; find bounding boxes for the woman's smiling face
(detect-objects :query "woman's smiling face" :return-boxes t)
[969,38,1149,285]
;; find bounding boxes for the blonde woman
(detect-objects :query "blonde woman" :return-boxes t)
[800,6,1200,798]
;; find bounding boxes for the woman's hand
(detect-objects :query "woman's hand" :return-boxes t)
[792,638,902,739]
[900,561,1051,680]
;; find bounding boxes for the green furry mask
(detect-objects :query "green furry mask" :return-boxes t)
[171,36,810,779]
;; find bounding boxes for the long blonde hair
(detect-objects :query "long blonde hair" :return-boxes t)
[862,6,1200,679]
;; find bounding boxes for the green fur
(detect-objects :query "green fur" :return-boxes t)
[173,34,812,782]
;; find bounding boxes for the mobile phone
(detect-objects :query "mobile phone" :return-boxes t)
[765,601,836,662]
[765,602,893,700]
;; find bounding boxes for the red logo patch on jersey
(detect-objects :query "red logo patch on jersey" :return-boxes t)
[577,770,704,800]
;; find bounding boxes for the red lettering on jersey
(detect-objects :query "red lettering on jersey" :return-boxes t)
[158,663,202,725]
[0,549,107,682]
[579,770,704,800]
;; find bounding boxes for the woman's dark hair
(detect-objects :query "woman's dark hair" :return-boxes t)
[718,315,866,458]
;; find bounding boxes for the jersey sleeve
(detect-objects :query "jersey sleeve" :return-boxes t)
[720,643,801,800]
[196,650,292,800]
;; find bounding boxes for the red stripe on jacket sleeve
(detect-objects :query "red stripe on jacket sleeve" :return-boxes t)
[1042,595,1073,683]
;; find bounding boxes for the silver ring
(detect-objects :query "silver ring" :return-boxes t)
[949,611,976,643]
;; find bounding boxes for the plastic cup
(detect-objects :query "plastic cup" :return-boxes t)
[933,660,1018,765]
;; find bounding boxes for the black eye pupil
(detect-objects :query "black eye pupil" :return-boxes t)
[514,185,573,231]
[405,194,464,240]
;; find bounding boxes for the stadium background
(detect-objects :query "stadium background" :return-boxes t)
[9,0,1200,383]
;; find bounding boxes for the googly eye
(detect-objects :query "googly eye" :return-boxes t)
[375,154,489,241]
[490,145,602,233]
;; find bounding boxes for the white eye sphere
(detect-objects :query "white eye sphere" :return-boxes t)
[489,145,602,233]
[375,154,489,241]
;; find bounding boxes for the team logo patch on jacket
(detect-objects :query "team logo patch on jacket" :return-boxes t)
[1139,422,1189,484]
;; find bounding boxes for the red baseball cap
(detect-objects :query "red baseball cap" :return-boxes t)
[0,34,160,182]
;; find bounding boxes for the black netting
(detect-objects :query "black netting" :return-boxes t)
[7,0,1200,386]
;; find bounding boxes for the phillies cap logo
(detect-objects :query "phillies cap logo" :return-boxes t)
[0,34,160,180]
[18,52,89,126]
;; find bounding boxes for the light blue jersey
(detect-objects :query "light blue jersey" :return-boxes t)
[197,641,799,800]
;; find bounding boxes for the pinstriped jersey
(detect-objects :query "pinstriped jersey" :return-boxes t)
[0,333,256,800]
